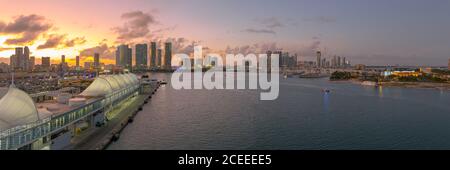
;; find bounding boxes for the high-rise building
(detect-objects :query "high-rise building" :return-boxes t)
[150,42,157,68]
[116,44,132,70]
[266,51,272,68]
[164,42,172,69]
[14,47,23,70]
[42,57,51,69]
[127,48,132,70]
[322,58,326,68]
[29,56,35,71]
[343,57,347,67]
[337,56,341,67]
[448,58,450,70]
[332,55,337,67]
[135,44,148,69]
[10,55,16,72]
[94,53,100,68]
[76,56,80,67]
[115,48,120,66]
[316,51,322,68]
[157,49,162,67]
[23,46,30,70]
[61,55,66,64]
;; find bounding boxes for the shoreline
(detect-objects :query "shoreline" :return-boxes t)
[330,79,450,90]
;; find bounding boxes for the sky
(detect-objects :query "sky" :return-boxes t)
[0,0,449,66]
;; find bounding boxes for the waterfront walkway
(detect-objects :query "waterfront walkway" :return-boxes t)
[64,94,149,150]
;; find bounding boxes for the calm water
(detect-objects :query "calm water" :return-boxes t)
[109,73,450,150]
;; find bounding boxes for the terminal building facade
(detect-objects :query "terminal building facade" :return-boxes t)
[0,73,147,150]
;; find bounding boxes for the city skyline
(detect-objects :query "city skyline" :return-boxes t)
[0,0,450,66]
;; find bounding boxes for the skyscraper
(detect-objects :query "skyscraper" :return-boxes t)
[76,56,80,67]
[94,53,100,68]
[42,57,51,69]
[150,42,157,68]
[343,57,347,67]
[14,47,23,70]
[164,42,172,69]
[135,44,148,69]
[61,55,66,64]
[117,44,132,70]
[115,47,120,66]
[157,49,162,67]
[29,56,35,71]
[448,58,450,70]
[10,55,16,71]
[23,46,30,71]
[316,51,321,68]
[337,56,341,67]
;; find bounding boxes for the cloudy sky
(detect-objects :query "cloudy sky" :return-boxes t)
[0,0,449,66]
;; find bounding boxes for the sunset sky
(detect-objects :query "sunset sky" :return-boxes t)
[0,0,449,66]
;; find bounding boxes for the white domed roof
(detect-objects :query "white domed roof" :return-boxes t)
[0,86,39,130]
[80,73,140,97]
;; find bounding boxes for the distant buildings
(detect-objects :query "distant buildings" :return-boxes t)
[61,55,66,64]
[76,56,80,67]
[316,51,321,68]
[135,44,148,69]
[164,42,172,69]
[41,57,51,69]
[150,42,157,68]
[29,57,35,71]
[448,58,450,70]
[10,46,31,71]
[157,49,162,67]
[116,44,132,71]
[94,53,100,68]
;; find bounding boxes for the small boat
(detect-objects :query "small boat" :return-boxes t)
[160,80,167,85]
[322,88,331,93]
[283,74,288,79]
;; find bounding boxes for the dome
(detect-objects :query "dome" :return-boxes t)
[79,77,114,97]
[80,73,140,97]
[0,86,39,130]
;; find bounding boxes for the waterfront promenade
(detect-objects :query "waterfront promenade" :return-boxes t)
[65,94,150,150]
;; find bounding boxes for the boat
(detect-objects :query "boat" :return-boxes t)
[160,80,168,85]
[361,81,378,86]
[322,88,331,93]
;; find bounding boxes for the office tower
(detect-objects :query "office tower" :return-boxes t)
[115,47,120,66]
[164,42,172,69]
[94,53,100,68]
[10,55,16,71]
[337,56,341,67]
[117,44,132,70]
[76,56,80,67]
[322,58,326,68]
[448,59,450,70]
[157,49,162,67]
[14,47,23,70]
[331,55,337,67]
[42,57,51,69]
[29,56,35,71]
[150,42,157,68]
[316,51,321,68]
[343,57,347,67]
[61,55,66,64]
[23,46,30,70]
[127,47,132,70]
[266,51,272,68]
[135,44,148,69]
